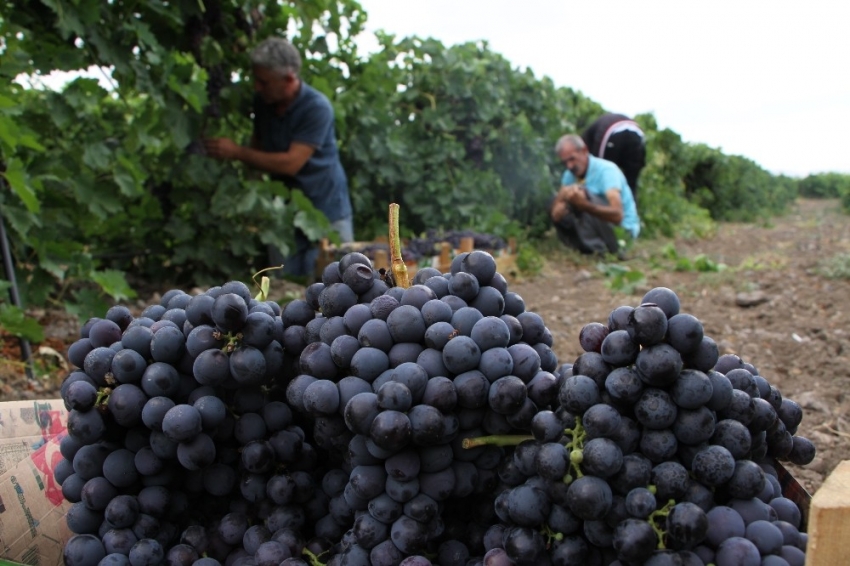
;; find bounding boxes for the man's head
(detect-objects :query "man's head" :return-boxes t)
[250,37,302,105]
[555,134,589,179]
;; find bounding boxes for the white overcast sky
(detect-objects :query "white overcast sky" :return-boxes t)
[355,0,850,177]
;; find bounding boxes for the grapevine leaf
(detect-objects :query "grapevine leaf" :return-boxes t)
[0,115,20,151]
[83,142,112,171]
[290,190,332,242]
[90,269,137,302]
[18,134,46,152]
[64,288,111,324]
[0,304,45,343]
[2,160,40,213]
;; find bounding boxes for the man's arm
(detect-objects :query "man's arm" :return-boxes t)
[204,137,315,177]
[567,187,624,224]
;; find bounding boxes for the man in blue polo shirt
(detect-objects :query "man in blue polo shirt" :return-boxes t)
[550,134,640,256]
[204,37,353,278]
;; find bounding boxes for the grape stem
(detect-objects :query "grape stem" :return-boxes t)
[389,203,410,289]
[562,416,587,481]
[647,496,676,550]
[541,524,564,549]
[301,548,328,566]
[252,267,281,301]
[96,387,112,409]
[215,330,243,353]
[461,434,534,449]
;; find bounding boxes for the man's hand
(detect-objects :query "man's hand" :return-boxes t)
[550,197,569,222]
[203,138,242,160]
[566,185,591,211]
[557,184,576,201]
[557,184,590,211]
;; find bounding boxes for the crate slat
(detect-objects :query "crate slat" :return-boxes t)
[316,237,518,281]
[807,460,850,563]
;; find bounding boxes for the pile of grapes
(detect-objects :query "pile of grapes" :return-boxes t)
[57,250,815,566]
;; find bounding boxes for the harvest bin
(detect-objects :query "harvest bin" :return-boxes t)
[315,236,519,282]
[0,397,825,565]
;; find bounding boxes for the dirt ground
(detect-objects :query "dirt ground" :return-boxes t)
[2,198,848,496]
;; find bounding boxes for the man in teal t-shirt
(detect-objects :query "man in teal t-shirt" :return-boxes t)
[550,134,640,256]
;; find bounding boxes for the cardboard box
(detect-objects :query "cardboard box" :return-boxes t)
[0,399,70,566]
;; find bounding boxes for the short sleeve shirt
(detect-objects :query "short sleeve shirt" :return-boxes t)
[253,83,352,221]
[561,155,641,238]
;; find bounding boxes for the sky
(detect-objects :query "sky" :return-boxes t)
[355,0,850,177]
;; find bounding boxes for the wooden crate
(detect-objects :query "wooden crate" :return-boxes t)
[316,236,518,282]
[431,236,518,276]
[315,236,392,280]
[806,459,850,563]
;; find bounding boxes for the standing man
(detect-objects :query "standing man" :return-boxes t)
[550,135,640,257]
[581,113,647,204]
[204,37,353,279]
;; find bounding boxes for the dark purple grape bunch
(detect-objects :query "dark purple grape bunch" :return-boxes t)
[58,264,818,566]
[63,304,149,447]
[280,249,562,564]
[59,280,320,566]
[541,286,814,564]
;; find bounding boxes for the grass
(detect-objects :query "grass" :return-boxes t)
[596,262,646,294]
[647,243,727,274]
[736,252,789,271]
[817,252,850,280]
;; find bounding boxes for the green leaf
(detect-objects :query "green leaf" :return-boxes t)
[40,0,87,38]
[83,142,113,170]
[18,134,46,152]
[90,269,136,301]
[0,115,20,151]
[143,0,183,25]
[114,154,145,197]
[0,304,45,343]
[166,53,208,113]
[64,288,111,324]
[37,257,68,281]
[165,103,192,150]
[113,168,137,197]
[290,190,331,241]
[2,159,40,213]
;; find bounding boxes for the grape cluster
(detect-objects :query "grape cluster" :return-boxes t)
[475,288,814,565]
[204,65,227,120]
[60,282,325,566]
[57,252,815,566]
[280,251,561,564]
[184,0,228,122]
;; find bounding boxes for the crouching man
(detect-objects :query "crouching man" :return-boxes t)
[550,134,640,257]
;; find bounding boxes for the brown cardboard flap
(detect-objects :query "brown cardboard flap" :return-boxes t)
[0,401,68,441]
[0,400,70,566]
